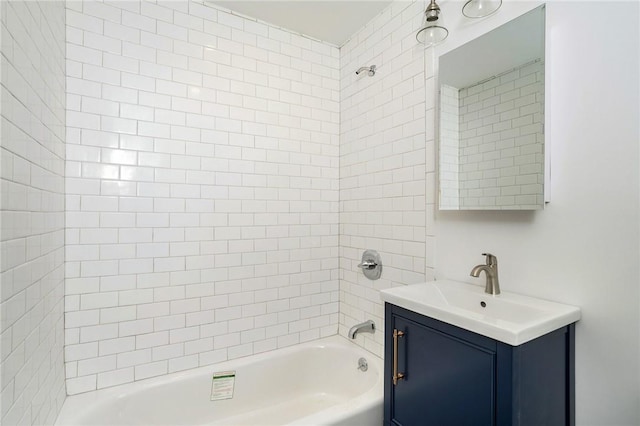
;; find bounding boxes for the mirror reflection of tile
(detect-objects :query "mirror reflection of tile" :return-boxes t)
[439,6,545,211]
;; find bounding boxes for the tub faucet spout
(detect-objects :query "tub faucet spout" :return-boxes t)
[349,320,375,339]
[470,253,500,295]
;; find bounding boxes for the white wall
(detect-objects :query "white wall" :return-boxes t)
[339,0,427,357]
[64,0,340,394]
[432,2,640,424]
[0,1,67,424]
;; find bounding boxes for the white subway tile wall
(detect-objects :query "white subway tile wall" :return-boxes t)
[457,61,544,209]
[65,0,340,394]
[424,23,438,289]
[339,0,428,357]
[1,1,67,424]
[439,84,460,209]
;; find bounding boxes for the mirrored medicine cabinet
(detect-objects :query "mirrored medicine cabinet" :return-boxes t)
[438,6,546,210]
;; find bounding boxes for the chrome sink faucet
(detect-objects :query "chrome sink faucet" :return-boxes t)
[470,253,500,295]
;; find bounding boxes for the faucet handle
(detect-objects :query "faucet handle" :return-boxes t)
[481,253,497,265]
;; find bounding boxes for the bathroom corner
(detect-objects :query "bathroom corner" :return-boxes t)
[1,0,639,425]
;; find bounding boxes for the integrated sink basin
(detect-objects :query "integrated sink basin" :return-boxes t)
[380,280,580,345]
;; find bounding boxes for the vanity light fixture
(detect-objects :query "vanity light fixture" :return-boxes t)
[416,0,449,46]
[462,0,502,18]
[424,0,442,21]
[417,0,503,45]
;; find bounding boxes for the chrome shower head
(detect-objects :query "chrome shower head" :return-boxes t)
[355,65,376,76]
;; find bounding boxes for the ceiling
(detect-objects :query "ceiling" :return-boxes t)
[208,1,395,46]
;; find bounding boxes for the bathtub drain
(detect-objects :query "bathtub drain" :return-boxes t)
[358,357,368,372]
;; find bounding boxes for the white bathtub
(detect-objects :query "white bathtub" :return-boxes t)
[55,335,383,426]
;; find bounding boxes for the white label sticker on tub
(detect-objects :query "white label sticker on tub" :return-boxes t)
[210,371,236,401]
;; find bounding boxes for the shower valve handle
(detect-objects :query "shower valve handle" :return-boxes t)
[357,260,378,270]
[358,249,382,280]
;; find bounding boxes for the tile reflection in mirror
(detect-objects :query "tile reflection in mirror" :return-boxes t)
[438,6,545,210]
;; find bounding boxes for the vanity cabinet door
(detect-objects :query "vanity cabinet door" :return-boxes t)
[385,307,498,426]
[384,303,575,426]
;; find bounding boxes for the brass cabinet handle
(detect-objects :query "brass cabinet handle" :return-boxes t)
[393,328,405,385]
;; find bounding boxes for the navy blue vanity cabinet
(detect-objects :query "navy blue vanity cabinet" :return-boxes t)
[384,303,575,426]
